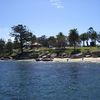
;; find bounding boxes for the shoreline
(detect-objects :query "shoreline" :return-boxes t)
[0,57,100,63]
[53,57,100,63]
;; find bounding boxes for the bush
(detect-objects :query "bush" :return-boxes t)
[71,49,81,54]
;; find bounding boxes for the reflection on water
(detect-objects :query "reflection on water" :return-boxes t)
[0,61,100,100]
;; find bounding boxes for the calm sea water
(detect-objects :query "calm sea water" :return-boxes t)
[0,61,100,100]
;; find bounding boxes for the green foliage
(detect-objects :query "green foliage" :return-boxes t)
[0,39,5,56]
[88,27,97,46]
[97,33,100,43]
[71,49,81,54]
[10,24,32,53]
[5,39,13,55]
[48,36,56,47]
[68,29,80,51]
[80,33,87,46]
[13,37,20,49]
[37,35,48,47]
[56,32,66,48]
[31,34,36,43]
[0,25,99,58]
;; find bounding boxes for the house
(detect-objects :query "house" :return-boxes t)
[31,42,42,48]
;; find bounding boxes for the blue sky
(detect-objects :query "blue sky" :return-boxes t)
[0,0,100,40]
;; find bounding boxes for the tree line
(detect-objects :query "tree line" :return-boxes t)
[0,24,100,56]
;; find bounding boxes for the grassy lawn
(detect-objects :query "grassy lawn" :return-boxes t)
[12,46,100,56]
[38,46,100,54]
[78,46,100,52]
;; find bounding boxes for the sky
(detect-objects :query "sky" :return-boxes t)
[0,0,100,40]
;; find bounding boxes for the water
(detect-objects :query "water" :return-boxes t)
[0,61,100,100]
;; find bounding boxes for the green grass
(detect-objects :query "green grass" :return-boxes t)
[37,47,100,54]
[78,46,100,53]
[12,46,100,56]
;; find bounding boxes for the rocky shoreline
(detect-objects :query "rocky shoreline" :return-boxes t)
[0,51,100,63]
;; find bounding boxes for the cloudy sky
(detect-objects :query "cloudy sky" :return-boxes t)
[0,0,100,40]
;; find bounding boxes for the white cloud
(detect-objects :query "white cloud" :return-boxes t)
[49,0,64,8]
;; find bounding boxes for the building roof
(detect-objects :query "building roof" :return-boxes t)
[32,42,42,46]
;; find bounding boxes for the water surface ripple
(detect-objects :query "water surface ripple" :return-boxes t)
[0,61,100,100]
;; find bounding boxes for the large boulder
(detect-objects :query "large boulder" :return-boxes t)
[71,53,83,58]
[91,51,100,57]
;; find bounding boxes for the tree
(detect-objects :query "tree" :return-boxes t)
[10,24,32,53]
[31,34,36,43]
[56,32,66,48]
[13,37,20,49]
[85,33,89,47]
[68,29,79,51]
[0,39,5,56]
[97,33,100,43]
[48,36,56,47]
[80,33,87,47]
[5,39,13,55]
[37,35,48,47]
[88,27,97,46]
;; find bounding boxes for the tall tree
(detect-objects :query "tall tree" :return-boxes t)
[5,39,13,55]
[97,33,100,43]
[13,37,20,49]
[10,24,32,53]
[56,32,66,48]
[68,29,79,51]
[0,39,5,56]
[37,35,48,47]
[80,33,87,47]
[48,36,56,47]
[85,33,89,47]
[88,27,97,46]
[31,34,36,43]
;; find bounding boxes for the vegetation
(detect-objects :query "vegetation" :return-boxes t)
[56,32,66,48]
[10,24,32,53]
[68,29,80,51]
[80,33,87,47]
[0,24,100,59]
[88,27,97,46]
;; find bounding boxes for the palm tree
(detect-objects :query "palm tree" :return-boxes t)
[97,33,100,43]
[85,33,89,46]
[48,36,56,47]
[37,35,48,47]
[80,33,87,47]
[68,28,79,51]
[88,27,97,46]
[56,32,66,48]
